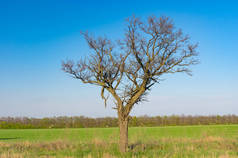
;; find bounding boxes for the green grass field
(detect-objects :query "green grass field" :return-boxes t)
[0,125,237,158]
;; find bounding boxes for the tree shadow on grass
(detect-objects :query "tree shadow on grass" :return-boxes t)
[0,137,21,140]
[128,141,163,152]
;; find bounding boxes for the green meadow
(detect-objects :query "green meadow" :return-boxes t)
[0,125,237,158]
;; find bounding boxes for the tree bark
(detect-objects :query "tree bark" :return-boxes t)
[118,116,129,153]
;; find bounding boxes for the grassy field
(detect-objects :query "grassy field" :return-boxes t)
[0,125,237,158]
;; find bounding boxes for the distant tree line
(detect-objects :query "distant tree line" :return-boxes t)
[0,115,237,129]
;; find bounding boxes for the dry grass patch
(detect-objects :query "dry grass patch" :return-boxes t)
[34,140,75,151]
[0,152,25,158]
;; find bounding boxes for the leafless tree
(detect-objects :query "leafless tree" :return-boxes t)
[62,15,199,152]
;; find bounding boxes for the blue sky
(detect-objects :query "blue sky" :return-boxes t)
[0,0,237,117]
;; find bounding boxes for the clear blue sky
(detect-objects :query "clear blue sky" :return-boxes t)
[0,0,237,118]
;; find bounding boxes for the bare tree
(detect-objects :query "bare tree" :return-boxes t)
[62,15,199,152]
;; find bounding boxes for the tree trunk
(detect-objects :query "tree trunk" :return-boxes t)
[118,117,129,152]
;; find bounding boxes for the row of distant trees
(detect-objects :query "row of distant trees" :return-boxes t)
[0,115,237,129]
